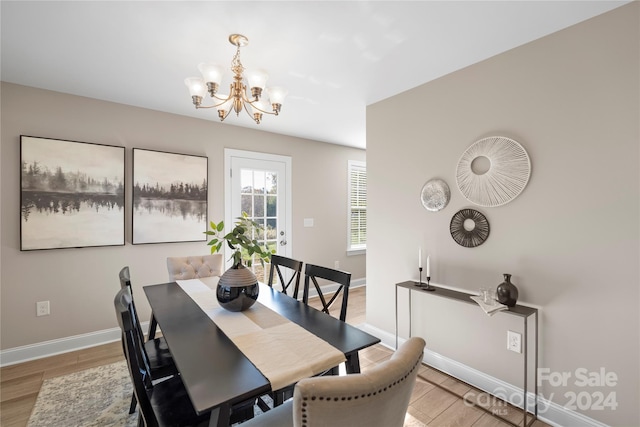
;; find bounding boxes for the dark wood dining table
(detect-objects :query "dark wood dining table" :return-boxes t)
[143,281,380,427]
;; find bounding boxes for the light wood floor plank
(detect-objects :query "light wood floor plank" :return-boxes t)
[0,393,38,427]
[430,398,485,427]
[0,372,43,402]
[411,385,459,419]
[43,354,124,380]
[0,351,77,382]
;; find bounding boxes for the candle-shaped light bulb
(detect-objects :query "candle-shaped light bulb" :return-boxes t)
[426,255,431,277]
[418,247,422,269]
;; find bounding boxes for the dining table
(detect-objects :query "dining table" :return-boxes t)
[143,279,380,427]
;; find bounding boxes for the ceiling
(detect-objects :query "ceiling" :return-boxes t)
[1,1,628,149]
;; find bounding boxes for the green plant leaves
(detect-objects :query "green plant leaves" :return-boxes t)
[204,212,272,266]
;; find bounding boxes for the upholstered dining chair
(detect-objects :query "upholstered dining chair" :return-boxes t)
[166,253,224,281]
[118,266,177,414]
[241,337,426,427]
[148,254,225,339]
[114,286,257,427]
[267,254,304,298]
[303,264,352,322]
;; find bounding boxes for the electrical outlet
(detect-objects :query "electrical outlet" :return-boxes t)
[507,330,521,353]
[36,301,50,317]
[334,261,340,269]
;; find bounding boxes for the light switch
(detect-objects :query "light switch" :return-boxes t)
[304,218,314,227]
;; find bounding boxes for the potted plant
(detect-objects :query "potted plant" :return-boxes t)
[205,212,273,311]
[206,212,273,267]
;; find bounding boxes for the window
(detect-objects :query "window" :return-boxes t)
[348,160,366,254]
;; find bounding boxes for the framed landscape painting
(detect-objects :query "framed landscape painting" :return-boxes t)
[20,136,125,250]
[132,148,208,244]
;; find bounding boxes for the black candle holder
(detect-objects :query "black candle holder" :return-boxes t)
[423,275,434,291]
[415,268,435,291]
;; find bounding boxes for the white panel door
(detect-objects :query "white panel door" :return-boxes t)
[225,149,292,283]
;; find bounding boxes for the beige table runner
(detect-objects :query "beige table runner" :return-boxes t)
[176,278,346,390]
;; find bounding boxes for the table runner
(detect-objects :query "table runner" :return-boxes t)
[176,277,346,390]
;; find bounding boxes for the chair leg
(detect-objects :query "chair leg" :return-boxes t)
[274,391,284,406]
[148,314,157,339]
[129,393,137,414]
[257,396,271,412]
[281,388,293,403]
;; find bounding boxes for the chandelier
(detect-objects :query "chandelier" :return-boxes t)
[184,34,287,124]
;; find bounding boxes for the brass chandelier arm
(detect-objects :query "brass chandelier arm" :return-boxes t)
[246,99,279,115]
[191,95,231,109]
[243,101,261,124]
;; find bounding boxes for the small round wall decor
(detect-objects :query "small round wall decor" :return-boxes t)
[450,208,490,248]
[421,178,450,212]
[456,136,531,207]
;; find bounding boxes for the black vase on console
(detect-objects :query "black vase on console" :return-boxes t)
[496,273,518,307]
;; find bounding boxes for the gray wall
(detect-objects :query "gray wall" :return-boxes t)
[366,4,638,426]
[0,82,365,350]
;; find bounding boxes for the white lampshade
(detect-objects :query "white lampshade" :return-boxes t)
[184,77,206,97]
[246,69,269,89]
[198,62,224,85]
[266,86,288,105]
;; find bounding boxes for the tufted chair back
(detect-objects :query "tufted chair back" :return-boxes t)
[292,337,425,427]
[239,337,426,427]
[166,254,224,281]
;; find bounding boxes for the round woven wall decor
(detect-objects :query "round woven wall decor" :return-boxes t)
[456,136,531,207]
[450,208,490,248]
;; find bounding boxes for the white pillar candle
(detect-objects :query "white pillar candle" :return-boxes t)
[426,255,430,277]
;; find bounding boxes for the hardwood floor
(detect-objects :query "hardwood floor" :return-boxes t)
[1,286,548,427]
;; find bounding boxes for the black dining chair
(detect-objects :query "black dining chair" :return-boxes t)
[301,264,352,377]
[115,286,213,427]
[267,254,303,298]
[258,261,351,412]
[255,255,304,411]
[119,266,177,414]
[115,287,257,427]
[303,264,352,322]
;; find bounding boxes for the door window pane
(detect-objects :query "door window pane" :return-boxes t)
[266,172,277,194]
[266,195,277,217]
[241,170,253,191]
[241,194,252,216]
[254,195,265,217]
[253,171,266,194]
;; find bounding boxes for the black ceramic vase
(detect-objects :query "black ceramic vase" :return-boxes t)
[216,263,259,312]
[496,273,518,307]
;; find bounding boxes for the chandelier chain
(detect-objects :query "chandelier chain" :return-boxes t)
[231,46,244,77]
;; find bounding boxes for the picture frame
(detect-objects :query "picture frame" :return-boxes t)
[132,148,208,244]
[20,135,125,251]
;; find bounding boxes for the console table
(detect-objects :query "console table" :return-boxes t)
[395,280,538,427]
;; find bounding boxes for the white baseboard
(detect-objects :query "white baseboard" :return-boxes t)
[359,323,609,427]
[0,322,142,367]
[0,279,367,367]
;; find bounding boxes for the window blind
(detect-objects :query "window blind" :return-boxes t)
[348,161,366,250]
